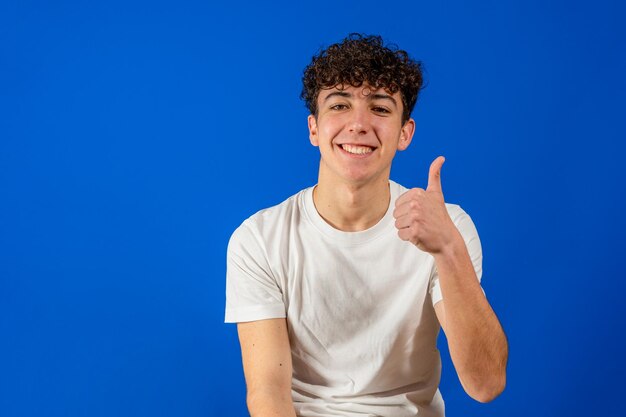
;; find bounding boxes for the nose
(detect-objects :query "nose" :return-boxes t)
[348,106,370,135]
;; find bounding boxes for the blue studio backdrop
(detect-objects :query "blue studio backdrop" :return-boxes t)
[2,1,625,416]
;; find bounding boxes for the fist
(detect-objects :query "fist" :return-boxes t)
[393,156,458,254]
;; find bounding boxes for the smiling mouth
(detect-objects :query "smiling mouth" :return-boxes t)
[340,144,375,155]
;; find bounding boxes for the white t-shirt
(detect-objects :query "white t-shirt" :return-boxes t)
[225,180,483,417]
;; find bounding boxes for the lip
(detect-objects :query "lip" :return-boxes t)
[336,143,377,158]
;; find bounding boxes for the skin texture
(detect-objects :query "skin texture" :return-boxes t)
[238,319,296,417]
[238,83,508,416]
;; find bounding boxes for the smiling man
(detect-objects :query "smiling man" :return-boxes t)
[225,34,508,417]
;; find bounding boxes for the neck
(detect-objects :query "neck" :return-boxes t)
[313,171,391,232]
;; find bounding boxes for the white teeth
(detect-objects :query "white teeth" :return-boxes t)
[341,144,373,155]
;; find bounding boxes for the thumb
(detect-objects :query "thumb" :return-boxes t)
[427,156,445,193]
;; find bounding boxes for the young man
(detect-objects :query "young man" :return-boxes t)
[225,34,508,417]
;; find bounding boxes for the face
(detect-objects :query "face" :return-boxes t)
[308,84,415,187]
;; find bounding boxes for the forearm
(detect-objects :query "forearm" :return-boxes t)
[434,232,508,402]
[247,386,297,417]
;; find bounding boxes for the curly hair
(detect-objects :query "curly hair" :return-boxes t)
[301,33,424,124]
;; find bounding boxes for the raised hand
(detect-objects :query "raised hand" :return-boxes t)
[393,156,459,254]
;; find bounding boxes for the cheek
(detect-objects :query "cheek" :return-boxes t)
[373,123,401,142]
[319,121,342,143]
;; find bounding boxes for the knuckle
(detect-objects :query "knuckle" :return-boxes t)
[411,187,425,197]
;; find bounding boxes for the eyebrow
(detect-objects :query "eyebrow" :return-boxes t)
[370,93,397,107]
[323,91,398,107]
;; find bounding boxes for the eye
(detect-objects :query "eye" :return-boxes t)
[372,106,391,114]
[330,103,348,111]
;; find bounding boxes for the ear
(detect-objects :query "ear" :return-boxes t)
[308,114,319,147]
[397,118,415,151]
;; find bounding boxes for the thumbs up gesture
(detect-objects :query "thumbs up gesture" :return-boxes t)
[393,156,459,254]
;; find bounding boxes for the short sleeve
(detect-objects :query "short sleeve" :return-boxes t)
[224,221,286,323]
[429,205,484,306]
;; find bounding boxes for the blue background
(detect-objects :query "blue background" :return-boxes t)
[2,0,625,416]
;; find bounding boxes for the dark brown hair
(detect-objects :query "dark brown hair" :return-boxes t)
[301,33,424,124]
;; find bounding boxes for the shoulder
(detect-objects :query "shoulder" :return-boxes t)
[444,203,468,224]
[228,187,311,249]
[444,203,481,246]
[243,187,310,232]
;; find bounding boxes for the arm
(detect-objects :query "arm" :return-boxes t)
[394,156,508,402]
[433,232,508,402]
[237,318,297,417]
